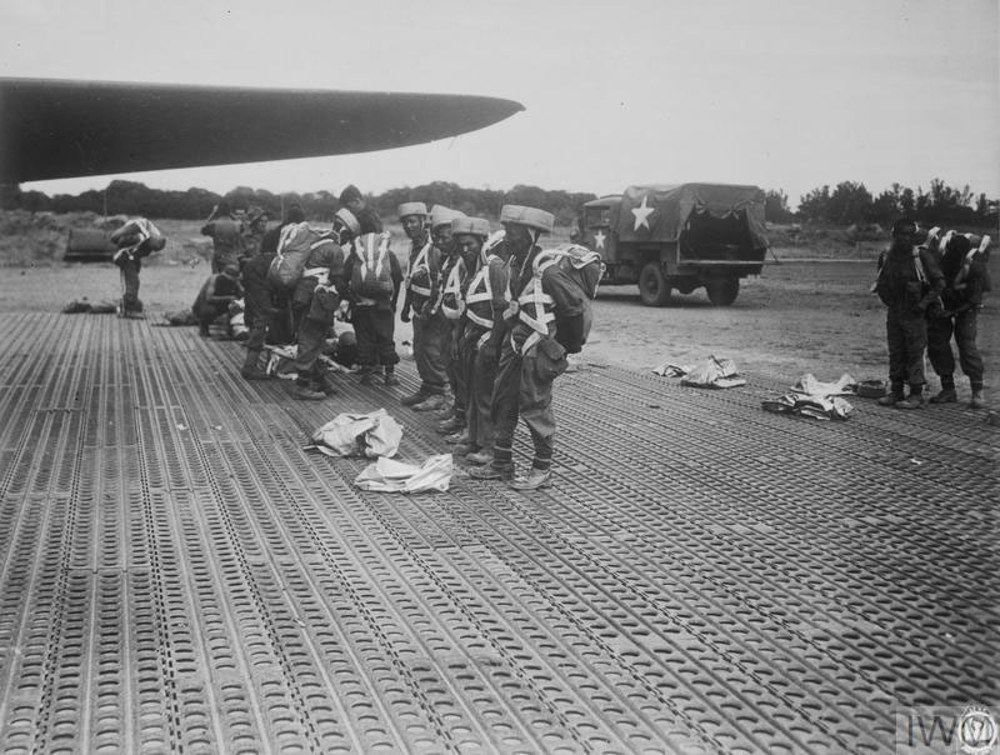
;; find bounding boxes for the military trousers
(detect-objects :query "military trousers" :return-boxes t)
[353,306,399,370]
[412,312,448,395]
[466,334,499,451]
[491,342,556,472]
[927,309,984,388]
[886,308,928,390]
[117,258,142,314]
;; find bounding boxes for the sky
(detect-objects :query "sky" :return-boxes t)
[2,0,998,209]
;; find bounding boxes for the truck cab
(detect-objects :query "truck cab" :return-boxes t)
[581,183,770,306]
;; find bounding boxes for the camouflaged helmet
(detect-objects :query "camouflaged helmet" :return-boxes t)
[499,205,554,234]
[334,208,361,237]
[429,205,464,229]
[397,201,428,219]
[451,216,491,238]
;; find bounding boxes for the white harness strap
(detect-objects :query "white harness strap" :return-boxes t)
[439,258,467,320]
[954,234,991,288]
[465,254,504,329]
[515,263,556,355]
[406,240,433,297]
[357,233,388,285]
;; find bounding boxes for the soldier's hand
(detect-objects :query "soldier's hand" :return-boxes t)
[400,307,411,323]
[503,301,519,320]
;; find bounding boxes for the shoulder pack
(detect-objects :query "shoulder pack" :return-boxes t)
[268,222,324,288]
[533,243,605,346]
[351,232,394,297]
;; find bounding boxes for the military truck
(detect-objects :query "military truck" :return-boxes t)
[579,183,769,306]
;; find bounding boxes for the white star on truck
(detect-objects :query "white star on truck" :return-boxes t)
[631,195,655,231]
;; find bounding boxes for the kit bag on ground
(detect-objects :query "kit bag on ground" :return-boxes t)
[269,222,324,288]
[535,243,605,347]
[350,232,394,297]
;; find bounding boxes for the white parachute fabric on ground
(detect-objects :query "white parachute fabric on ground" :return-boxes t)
[790,373,857,397]
[652,356,746,388]
[309,409,403,458]
[354,454,453,493]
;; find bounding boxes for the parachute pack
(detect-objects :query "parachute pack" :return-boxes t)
[350,232,395,298]
[268,222,326,288]
[533,243,605,346]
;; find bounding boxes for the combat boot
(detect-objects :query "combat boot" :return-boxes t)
[400,389,428,406]
[929,388,957,404]
[970,389,986,409]
[469,463,514,481]
[241,350,269,380]
[465,449,493,466]
[445,430,470,445]
[359,369,375,386]
[437,415,465,435]
[895,394,927,410]
[509,469,552,491]
[294,385,326,401]
[413,394,446,412]
[877,393,903,407]
[384,368,400,387]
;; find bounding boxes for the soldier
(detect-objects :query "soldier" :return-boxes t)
[109,217,166,318]
[927,233,989,409]
[192,264,243,337]
[239,232,276,380]
[241,207,269,263]
[470,205,587,490]
[201,201,246,274]
[873,218,945,409]
[339,185,383,234]
[436,216,492,440]
[457,228,510,465]
[400,203,446,409]
[290,210,352,400]
[343,213,403,387]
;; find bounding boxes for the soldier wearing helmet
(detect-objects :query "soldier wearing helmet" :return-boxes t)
[457,224,510,466]
[873,218,944,409]
[470,205,586,490]
[435,216,493,442]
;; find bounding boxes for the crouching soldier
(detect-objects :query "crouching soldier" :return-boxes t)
[193,264,243,337]
[290,210,351,400]
[874,218,945,409]
[343,211,403,386]
[459,229,511,466]
[470,205,587,490]
[927,232,990,409]
[110,217,166,318]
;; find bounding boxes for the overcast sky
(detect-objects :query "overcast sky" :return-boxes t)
[2,0,997,208]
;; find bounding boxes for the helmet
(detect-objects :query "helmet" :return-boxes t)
[398,201,428,218]
[451,216,491,237]
[499,205,554,234]
[430,205,464,229]
[334,208,361,237]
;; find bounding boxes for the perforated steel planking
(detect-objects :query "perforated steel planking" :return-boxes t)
[0,313,996,754]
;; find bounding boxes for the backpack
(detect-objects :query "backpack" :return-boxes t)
[534,243,605,346]
[268,222,323,288]
[350,232,394,297]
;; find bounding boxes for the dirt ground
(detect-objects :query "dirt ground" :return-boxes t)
[2,257,997,401]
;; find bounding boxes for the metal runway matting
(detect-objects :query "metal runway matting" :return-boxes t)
[0,313,996,754]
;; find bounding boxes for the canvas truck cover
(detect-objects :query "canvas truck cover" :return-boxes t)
[607,184,768,248]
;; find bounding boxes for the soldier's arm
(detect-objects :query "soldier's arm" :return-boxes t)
[918,249,945,309]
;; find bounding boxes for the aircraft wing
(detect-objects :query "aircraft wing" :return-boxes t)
[0,77,524,183]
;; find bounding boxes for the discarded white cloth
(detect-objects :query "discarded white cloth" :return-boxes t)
[790,373,857,397]
[762,393,853,421]
[354,454,453,493]
[309,409,403,458]
[653,355,746,388]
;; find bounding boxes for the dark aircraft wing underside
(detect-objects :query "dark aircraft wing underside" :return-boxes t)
[0,78,524,183]
[0,312,995,753]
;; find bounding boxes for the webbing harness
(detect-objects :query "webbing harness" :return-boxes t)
[405,240,434,297]
[514,255,558,356]
[439,257,467,320]
[356,232,390,286]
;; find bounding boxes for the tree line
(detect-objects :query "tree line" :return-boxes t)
[6,178,997,228]
[766,179,998,227]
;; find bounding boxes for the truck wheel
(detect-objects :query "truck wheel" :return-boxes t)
[638,263,670,306]
[706,278,739,306]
